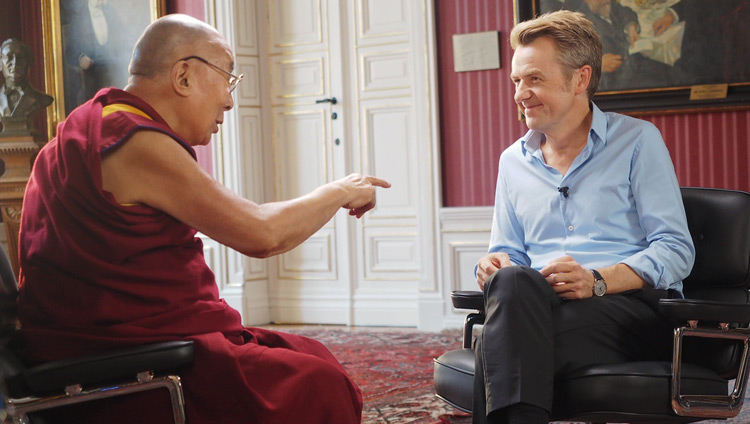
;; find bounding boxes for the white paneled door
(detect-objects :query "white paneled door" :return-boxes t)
[215,0,441,328]
[265,0,354,324]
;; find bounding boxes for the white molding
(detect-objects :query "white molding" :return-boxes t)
[441,206,493,232]
[416,0,443,328]
[243,280,271,325]
[356,0,410,44]
[432,206,493,329]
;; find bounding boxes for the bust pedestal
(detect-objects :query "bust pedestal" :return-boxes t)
[0,134,41,277]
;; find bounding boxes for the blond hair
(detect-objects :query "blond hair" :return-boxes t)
[510,10,602,99]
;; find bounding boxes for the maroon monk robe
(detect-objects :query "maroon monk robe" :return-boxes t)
[17,88,362,423]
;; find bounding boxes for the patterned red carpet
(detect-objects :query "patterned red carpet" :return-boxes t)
[278,327,471,423]
[277,326,750,424]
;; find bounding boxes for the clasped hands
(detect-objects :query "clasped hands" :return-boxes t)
[476,253,594,300]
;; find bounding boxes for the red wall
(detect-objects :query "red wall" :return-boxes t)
[167,0,205,20]
[436,0,750,207]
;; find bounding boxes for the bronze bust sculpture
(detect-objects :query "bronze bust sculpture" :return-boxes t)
[0,38,54,136]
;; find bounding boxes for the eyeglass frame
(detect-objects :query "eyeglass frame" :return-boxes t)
[178,55,244,93]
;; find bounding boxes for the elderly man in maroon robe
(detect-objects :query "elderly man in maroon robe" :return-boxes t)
[16,13,389,424]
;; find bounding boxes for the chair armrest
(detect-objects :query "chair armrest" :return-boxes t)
[451,291,484,311]
[23,340,195,395]
[658,298,750,324]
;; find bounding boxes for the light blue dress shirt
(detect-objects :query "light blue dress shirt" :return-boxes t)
[488,103,695,295]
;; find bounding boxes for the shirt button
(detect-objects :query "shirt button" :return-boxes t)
[568,225,574,231]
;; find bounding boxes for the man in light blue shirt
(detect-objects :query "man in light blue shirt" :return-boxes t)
[472,10,695,424]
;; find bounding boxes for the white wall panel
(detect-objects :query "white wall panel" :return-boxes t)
[269,0,325,51]
[279,232,336,277]
[238,108,267,279]
[271,55,327,104]
[447,241,487,292]
[238,109,264,209]
[236,56,261,107]
[274,109,329,199]
[360,102,416,219]
[360,48,411,96]
[357,0,409,42]
[439,206,492,328]
[364,230,419,279]
[234,0,258,55]
[201,236,220,281]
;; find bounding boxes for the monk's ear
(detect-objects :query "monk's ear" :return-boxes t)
[172,61,192,97]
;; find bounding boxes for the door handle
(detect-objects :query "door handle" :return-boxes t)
[315,97,337,105]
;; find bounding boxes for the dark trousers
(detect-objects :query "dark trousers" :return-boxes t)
[473,266,675,423]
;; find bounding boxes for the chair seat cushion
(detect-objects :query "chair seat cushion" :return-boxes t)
[433,348,475,412]
[433,348,728,421]
[553,360,727,422]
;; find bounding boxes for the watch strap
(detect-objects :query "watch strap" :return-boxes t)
[590,269,604,282]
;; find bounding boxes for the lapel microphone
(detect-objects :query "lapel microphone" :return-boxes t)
[558,186,570,198]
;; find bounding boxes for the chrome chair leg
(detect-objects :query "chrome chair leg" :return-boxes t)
[5,374,187,424]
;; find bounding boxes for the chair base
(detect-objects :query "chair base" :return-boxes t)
[4,374,186,424]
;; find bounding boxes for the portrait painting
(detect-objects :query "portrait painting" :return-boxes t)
[517,0,750,113]
[51,0,164,117]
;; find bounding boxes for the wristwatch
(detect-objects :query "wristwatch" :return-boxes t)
[591,269,607,297]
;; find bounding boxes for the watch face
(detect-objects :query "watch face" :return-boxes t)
[593,281,607,297]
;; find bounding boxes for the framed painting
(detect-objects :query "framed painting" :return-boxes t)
[514,0,750,114]
[42,0,165,136]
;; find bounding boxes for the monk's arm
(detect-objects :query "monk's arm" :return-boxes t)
[101,131,390,258]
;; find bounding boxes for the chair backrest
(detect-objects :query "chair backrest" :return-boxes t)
[679,187,750,377]
[681,187,750,300]
[0,246,18,337]
[0,245,26,398]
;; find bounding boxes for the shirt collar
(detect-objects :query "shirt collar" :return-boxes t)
[521,102,608,160]
[4,85,24,97]
[520,129,543,159]
[589,102,607,146]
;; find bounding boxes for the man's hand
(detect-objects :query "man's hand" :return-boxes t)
[653,12,675,36]
[78,54,94,70]
[602,53,623,72]
[625,23,640,47]
[540,256,594,300]
[334,173,391,218]
[476,252,512,290]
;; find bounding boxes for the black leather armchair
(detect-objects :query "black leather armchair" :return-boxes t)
[434,187,750,423]
[0,247,195,423]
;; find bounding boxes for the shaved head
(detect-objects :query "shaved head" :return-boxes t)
[128,14,225,78]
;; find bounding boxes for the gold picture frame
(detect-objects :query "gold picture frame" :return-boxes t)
[514,0,750,115]
[42,0,165,139]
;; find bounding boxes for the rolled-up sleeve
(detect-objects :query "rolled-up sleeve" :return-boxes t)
[620,125,695,290]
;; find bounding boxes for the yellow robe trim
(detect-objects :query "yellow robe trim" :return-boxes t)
[101,103,153,207]
[101,103,153,120]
